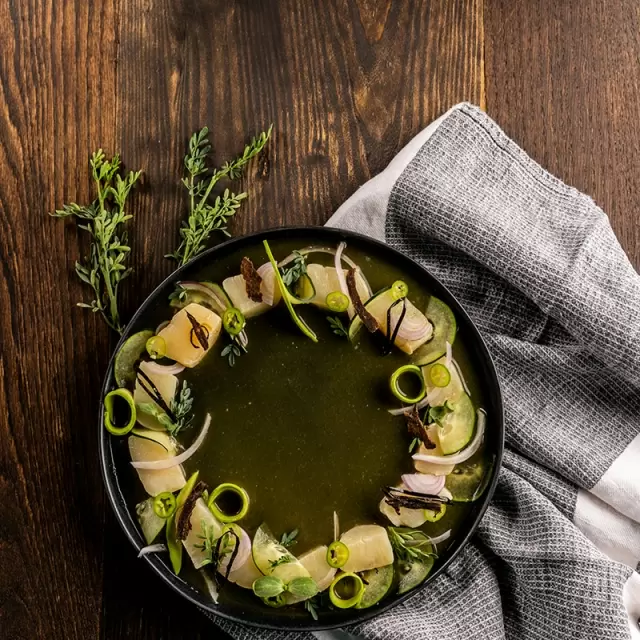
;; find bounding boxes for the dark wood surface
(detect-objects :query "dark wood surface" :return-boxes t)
[0,1,637,638]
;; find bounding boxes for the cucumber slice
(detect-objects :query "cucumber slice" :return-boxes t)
[445,458,491,503]
[170,288,220,314]
[203,282,233,312]
[348,287,390,342]
[136,498,166,545]
[437,393,476,455]
[289,273,316,304]
[114,330,154,387]
[397,557,434,595]
[411,296,457,366]
[356,564,394,609]
[251,524,310,584]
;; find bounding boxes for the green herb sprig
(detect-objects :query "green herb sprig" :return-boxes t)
[280,529,299,549]
[51,150,142,333]
[408,437,421,453]
[388,527,437,564]
[221,342,243,367]
[327,316,349,338]
[304,596,320,621]
[281,251,306,287]
[169,126,272,266]
[269,556,292,569]
[137,380,194,436]
[426,401,454,426]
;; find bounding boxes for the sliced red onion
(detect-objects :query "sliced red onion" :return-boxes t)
[131,414,211,470]
[217,526,251,573]
[412,409,486,465]
[155,320,169,334]
[201,569,220,604]
[453,359,471,396]
[389,302,431,342]
[401,473,446,495]
[445,341,452,368]
[138,543,167,558]
[333,511,340,541]
[427,530,451,546]
[256,263,276,306]
[143,361,185,376]
[334,242,349,298]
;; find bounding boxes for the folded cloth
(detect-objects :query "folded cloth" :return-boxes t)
[217,103,640,640]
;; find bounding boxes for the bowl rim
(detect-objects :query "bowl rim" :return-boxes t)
[99,225,504,631]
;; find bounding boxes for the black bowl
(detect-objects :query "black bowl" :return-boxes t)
[99,226,504,631]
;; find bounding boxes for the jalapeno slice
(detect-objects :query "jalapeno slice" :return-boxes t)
[153,491,177,519]
[391,280,408,300]
[104,388,137,436]
[326,541,350,568]
[145,335,167,360]
[222,307,246,336]
[389,364,426,404]
[326,291,350,313]
[329,572,365,609]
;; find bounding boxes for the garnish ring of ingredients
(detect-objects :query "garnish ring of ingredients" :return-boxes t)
[105,238,490,621]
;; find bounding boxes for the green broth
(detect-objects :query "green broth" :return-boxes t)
[124,236,488,611]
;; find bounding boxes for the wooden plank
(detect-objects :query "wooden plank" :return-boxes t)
[102,0,483,636]
[485,0,640,268]
[0,0,119,638]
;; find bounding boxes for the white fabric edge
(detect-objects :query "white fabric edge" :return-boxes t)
[574,489,640,569]
[326,104,467,237]
[592,433,640,525]
[623,572,640,639]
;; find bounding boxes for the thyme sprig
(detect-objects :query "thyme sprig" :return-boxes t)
[281,251,306,286]
[327,316,349,338]
[51,150,142,333]
[169,126,273,265]
[280,529,299,549]
[221,341,243,367]
[388,527,437,564]
[167,380,194,436]
[304,597,320,621]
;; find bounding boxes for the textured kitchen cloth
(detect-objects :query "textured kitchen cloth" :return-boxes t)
[216,103,640,639]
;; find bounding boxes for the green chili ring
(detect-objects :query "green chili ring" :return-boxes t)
[326,541,350,568]
[389,364,426,404]
[326,291,350,313]
[428,363,451,388]
[329,572,365,609]
[153,491,177,519]
[222,307,246,337]
[208,483,250,523]
[104,388,137,436]
[146,335,167,360]
[391,280,409,300]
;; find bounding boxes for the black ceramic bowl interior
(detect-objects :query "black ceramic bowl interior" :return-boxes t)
[99,226,504,631]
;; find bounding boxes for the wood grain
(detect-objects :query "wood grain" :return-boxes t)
[1,0,638,638]
[485,0,640,269]
[0,1,118,638]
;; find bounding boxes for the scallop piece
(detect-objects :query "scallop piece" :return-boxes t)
[157,303,221,368]
[128,431,185,496]
[182,498,224,570]
[340,524,394,573]
[379,485,429,528]
[413,425,456,476]
[133,361,178,431]
[223,263,280,318]
[284,544,337,603]
[306,264,369,314]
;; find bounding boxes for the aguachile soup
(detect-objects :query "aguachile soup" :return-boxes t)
[102,233,493,621]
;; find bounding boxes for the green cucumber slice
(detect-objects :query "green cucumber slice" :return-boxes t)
[252,524,310,584]
[445,458,492,503]
[114,330,154,388]
[170,288,219,314]
[411,297,457,366]
[437,393,476,455]
[289,274,316,305]
[356,564,394,609]
[397,557,434,594]
[136,498,166,545]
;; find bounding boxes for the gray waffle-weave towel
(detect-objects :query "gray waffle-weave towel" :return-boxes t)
[217,103,640,640]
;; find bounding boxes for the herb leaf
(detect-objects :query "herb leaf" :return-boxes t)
[408,437,421,453]
[281,251,307,287]
[221,341,242,367]
[304,597,320,621]
[170,126,272,266]
[426,401,454,426]
[269,556,292,569]
[51,150,142,333]
[167,380,194,436]
[280,529,299,549]
[388,527,437,564]
[327,316,349,338]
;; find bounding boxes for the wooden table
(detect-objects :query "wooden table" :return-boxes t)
[1,1,638,638]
